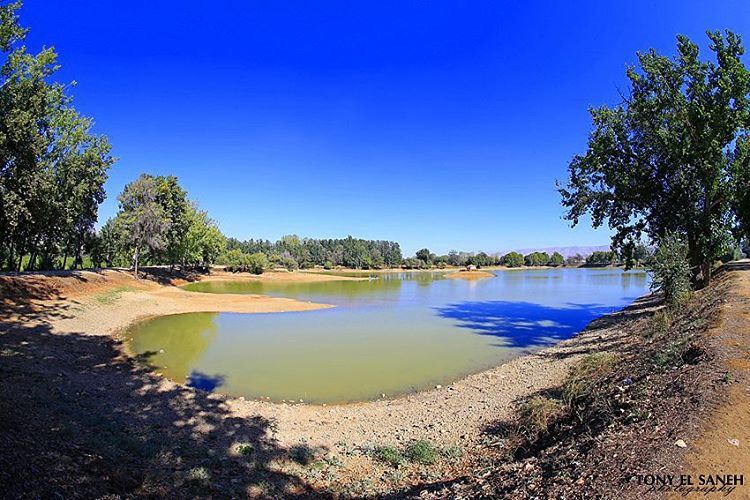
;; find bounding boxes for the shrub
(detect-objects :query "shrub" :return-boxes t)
[646,309,673,338]
[562,353,615,411]
[404,440,438,465]
[372,445,406,467]
[323,261,333,270]
[236,442,254,456]
[513,395,565,442]
[650,232,692,307]
[289,444,316,465]
[186,466,211,487]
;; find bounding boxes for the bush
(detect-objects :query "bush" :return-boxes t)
[223,250,269,274]
[513,396,565,442]
[323,261,333,270]
[372,445,406,467]
[404,440,438,465]
[562,353,615,412]
[650,232,692,307]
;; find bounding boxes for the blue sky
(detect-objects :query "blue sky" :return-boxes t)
[20,1,750,255]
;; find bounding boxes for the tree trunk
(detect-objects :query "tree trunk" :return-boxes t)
[133,247,140,279]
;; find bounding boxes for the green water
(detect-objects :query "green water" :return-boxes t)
[127,268,648,403]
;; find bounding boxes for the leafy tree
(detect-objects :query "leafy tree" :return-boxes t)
[502,251,524,268]
[730,134,750,245]
[585,251,616,266]
[524,252,550,267]
[114,174,171,278]
[559,31,750,286]
[0,1,113,271]
[549,251,565,267]
[415,248,432,266]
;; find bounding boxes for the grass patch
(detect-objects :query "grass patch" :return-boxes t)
[513,395,565,442]
[562,353,616,408]
[289,444,316,465]
[370,440,461,467]
[94,286,134,305]
[372,445,406,467]
[646,309,673,338]
[404,440,439,465]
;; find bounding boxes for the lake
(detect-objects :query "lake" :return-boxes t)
[126,268,649,403]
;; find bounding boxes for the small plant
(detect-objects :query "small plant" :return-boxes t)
[653,339,687,369]
[562,353,615,409]
[372,445,406,467]
[647,309,673,338]
[289,444,316,465]
[404,440,438,465]
[514,395,565,442]
[186,466,211,488]
[235,442,254,456]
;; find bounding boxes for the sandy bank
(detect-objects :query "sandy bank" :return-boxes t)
[445,270,495,280]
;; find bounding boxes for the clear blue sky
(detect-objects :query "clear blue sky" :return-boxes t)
[20,1,750,255]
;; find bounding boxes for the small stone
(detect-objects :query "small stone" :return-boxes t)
[675,439,687,448]
[381,393,386,398]
[728,438,740,447]
[435,385,442,389]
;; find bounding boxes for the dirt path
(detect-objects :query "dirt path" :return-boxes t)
[679,263,750,497]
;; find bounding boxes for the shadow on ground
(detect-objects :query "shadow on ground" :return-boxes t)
[0,287,322,497]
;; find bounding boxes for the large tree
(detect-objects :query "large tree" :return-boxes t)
[559,31,750,286]
[115,174,170,278]
[0,1,113,271]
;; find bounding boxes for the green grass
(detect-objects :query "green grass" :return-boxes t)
[372,445,406,467]
[404,440,439,465]
[370,439,461,467]
[562,353,615,407]
[94,286,134,305]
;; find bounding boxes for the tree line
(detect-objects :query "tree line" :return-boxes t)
[0,1,113,271]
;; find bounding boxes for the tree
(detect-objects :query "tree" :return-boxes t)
[586,251,616,266]
[0,1,113,271]
[559,31,750,286]
[730,134,750,245]
[651,232,692,306]
[115,175,171,278]
[525,252,550,267]
[415,248,432,266]
[549,251,565,267]
[502,251,524,268]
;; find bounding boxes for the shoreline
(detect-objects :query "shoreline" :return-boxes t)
[1,267,656,492]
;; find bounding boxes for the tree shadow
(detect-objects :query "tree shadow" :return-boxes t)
[434,300,622,349]
[187,370,227,392]
[0,306,324,497]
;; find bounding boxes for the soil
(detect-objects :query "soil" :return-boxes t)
[445,270,495,280]
[1,263,747,497]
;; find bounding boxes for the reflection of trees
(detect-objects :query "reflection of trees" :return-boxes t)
[129,312,219,383]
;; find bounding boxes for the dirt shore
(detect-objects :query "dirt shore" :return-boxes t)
[0,266,659,495]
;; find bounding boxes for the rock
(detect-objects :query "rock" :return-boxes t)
[728,438,740,447]
[675,439,687,448]
[435,385,442,389]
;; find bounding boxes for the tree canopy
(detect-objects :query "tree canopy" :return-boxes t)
[0,1,114,271]
[559,31,750,285]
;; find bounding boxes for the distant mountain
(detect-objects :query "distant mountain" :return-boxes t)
[506,245,611,258]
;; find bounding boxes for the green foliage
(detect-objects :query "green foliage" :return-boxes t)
[235,442,254,457]
[370,440,454,468]
[372,445,406,467]
[403,440,438,465]
[549,251,565,267]
[585,251,616,266]
[502,251,524,268]
[524,251,550,267]
[650,232,692,307]
[0,2,114,271]
[113,174,171,277]
[223,250,268,274]
[560,31,750,286]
